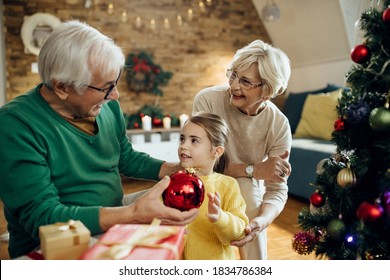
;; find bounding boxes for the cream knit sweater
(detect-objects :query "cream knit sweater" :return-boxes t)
[193,84,291,213]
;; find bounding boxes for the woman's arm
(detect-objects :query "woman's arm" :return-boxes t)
[224,150,291,182]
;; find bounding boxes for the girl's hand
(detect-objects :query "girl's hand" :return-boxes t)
[207,191,221,223]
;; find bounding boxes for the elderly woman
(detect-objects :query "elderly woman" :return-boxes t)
[0,20,197,259]
[193,39,292,259]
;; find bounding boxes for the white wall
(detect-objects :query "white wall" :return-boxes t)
[286,0,371,93]
[288,59,351,92]
[0,0,6,106]
[252,0,371,93]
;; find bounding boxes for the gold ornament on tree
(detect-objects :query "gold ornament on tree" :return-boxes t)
[337,163,357,188]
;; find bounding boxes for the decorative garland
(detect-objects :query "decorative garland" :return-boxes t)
[125,51,173,96]
[124,105,179,129]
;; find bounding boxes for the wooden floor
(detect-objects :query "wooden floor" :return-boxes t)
[0,179,317,260]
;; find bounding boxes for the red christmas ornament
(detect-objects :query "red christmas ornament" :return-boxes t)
[356,202,384,222]
[133,122,140,129]
[382,7,390,24]
[310,192,326,207]
[334,118,345,131]
[152,117,162,127]
[351,44,370,64]
[162,169,205,211]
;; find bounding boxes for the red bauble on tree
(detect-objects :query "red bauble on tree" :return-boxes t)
[351,44,370,64]
[334,118,345,131]
[310,192,326,207]
[356,202,384,222]
[383,7,390,25]
[162,169,205,211]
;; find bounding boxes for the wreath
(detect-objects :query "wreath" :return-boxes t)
[125,51,173,96]
[20,13,61,56]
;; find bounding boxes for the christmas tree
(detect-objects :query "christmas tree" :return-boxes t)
[292,1,390,260]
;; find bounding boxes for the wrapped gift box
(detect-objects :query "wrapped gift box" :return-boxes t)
[80,219,185,260]
[39,220,91,260]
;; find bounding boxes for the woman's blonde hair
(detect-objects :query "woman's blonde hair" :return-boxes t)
[229,39,291,98]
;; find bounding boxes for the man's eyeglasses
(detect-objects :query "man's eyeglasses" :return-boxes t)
[226,69,263,90]
[86,70,122,100]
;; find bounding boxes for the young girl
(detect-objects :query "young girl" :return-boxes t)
[179,111,249,260]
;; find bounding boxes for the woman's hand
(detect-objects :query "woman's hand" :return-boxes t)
[207,191,221,223]
[256,150,291,182]
[223,151,291,183]
[230,217,268,247]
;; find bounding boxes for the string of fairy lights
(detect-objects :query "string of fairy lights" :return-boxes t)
[83,0,216,30]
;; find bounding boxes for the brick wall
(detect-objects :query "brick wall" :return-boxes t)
[3,0,271,117]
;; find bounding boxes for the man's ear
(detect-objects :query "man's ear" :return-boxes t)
[51,80,69,101]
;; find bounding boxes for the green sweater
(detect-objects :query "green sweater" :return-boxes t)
[0,84,163,258]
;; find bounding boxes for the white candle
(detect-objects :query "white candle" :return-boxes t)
[163,116,171,129]
[179,114,189,128]
[142,115,152,131]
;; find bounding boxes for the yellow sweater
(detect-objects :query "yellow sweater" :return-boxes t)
[183,173,249,260]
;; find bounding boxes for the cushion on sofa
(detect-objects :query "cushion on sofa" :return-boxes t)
[283,86,328,134]
[293,89,342,141]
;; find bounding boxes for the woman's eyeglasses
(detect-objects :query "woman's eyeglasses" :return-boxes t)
[226,69,263,90]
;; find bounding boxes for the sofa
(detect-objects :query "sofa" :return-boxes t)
[272,84,343,201]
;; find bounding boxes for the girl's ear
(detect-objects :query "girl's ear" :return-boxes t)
[52,80,70,101]
[214,146,224,158]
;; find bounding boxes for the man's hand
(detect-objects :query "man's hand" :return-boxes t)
[132,176,199,225]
